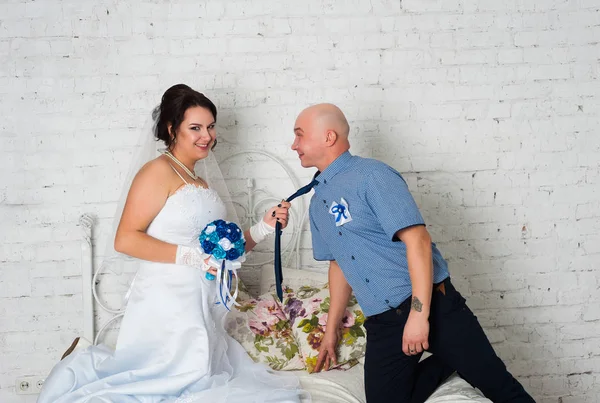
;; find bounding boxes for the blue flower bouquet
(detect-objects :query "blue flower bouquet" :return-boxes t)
[199,219,246,310]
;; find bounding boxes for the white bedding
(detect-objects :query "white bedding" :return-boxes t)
[296,364,492,403]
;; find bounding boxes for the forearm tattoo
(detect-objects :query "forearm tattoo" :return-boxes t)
[411,297,423,312]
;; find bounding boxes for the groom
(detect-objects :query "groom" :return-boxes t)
[289,103,535,403]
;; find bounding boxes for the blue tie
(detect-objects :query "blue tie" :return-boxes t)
[274,175,319,301]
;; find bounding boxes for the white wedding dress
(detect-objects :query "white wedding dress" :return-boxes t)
[38,183,306,403]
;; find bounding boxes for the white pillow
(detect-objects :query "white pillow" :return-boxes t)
[259,266,328,294]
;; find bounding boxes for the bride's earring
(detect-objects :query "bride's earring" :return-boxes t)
[211,138,218,150]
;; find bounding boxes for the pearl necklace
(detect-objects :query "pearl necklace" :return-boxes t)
[164,151,198,180]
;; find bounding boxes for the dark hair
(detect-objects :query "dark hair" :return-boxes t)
[152,84,217,148]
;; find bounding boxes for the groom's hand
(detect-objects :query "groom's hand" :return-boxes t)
[314,327,340,372]
[402,312,429,356]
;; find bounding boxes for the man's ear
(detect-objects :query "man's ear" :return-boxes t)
[325,130,338,146]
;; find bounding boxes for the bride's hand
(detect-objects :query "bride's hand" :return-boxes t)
[248,202,292,244]
[263,201,291,229]
[203,257,217,276]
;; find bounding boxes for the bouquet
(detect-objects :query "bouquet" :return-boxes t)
[199,219,246,310]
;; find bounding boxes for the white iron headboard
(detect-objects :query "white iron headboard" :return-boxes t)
[81,150,310,345]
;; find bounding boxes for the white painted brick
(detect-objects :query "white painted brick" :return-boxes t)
[497,305,582,326]
[0,268,32,298]
[0,4,27,20]
[229,37,287,53]
[429,32,454,49]
[0,40,9,57]
[268,18,293,35]
[558,284,600,306]
[560,322,600,342]
[1,2,599,402]
[501,256,559,273]
[455,31,513,49]
[437,13,495,30]
[562,395,600,403]
[498,49,524,64]
[412,103,462,119]
[564,254,600,273]
[500,81,553,99]
[166,3,206,19]
[559,10,600,27]
[0,19,33,38]
[582,304,600,322]
[454,85,496,101]
[575,202,600,220]
[381,50,433,68]
[0,244,36,263]
[31,260,81,279]
[439,49,496,66]
[462,206,521,224]
[483,327,506,344]
[402,0,462,13]
[517,64,572,81]
[395,32,428,49]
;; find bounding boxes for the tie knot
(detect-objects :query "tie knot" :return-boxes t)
[286,177,318,202]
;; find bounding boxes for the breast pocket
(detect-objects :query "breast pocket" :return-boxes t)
[339,200,381,237]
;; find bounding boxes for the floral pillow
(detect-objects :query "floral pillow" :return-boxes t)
[281,283,366,373]
[224,289,306,371]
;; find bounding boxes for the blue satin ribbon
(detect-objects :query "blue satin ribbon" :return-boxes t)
[219,261,229,309]
[330,204,348,222]
[204,256,241,311]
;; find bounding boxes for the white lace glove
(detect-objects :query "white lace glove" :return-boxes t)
[175,245,210,271]
[249,219,276,244]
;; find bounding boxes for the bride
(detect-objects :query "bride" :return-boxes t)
[38,84,306,403]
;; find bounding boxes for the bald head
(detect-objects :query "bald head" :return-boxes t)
[292,103,351,171]
[297,103,350,141]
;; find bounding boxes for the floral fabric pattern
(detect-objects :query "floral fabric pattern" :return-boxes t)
[224,289,305,371]
[281,283,366,373]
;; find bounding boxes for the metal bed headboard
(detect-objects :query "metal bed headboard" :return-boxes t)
[78,150,309,346]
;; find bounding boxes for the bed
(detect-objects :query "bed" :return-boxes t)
[298,368,491,403]
[80,150,492,403]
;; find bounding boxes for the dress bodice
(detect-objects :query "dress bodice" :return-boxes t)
[146,184,228,246]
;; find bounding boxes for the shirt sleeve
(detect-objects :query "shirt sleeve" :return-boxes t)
[364,166,425,241]
[309,212,335,261]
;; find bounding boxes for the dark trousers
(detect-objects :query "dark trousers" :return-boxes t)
[363,278,535,403]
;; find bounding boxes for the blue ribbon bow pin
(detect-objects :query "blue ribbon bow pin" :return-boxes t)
[329,198,352,226]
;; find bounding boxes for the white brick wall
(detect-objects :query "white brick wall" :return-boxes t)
[1,0,599,401]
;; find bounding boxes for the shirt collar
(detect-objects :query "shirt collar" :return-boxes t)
[315,151,353,185]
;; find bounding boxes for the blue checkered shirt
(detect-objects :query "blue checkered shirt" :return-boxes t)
[309,152,450,317]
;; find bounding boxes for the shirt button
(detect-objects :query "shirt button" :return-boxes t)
[351,256,355,260]
[323,200,326,203]
[338,231,342,236]
[365,278,369,283]
[324,179,327,184]
[385,299,389,304]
